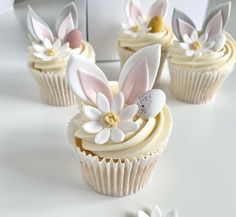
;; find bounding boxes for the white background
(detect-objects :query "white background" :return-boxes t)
[0,0,236,217]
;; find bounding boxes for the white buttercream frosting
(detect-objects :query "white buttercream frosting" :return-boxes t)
[169,32,236,70]
[29,40,95,72]
[72,83,172,160]
[118,24,174,51]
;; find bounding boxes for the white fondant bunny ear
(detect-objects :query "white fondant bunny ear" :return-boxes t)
[202,2,231,40]
[56,2,78,41]
[27,5,54,43]
[148,0,169,22]
[172,9,196,41]
[67,55,112,105]
[119,44,161,105]
[125,0,143,24]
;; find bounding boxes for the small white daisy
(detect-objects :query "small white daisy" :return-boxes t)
[32,38,70,61]
[121,17,151,37]
[138,206,178,217]
[179,30,215,56]
[82,92,139,145]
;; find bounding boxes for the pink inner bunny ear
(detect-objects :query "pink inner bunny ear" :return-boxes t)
[178,18,196,40]
[58,12,75,41]
[78,69,112,105]
[126,0,142,22]
[148,0,168,21]
[121,58,149,105]
[31,16,54,42]
[205,10,223,40]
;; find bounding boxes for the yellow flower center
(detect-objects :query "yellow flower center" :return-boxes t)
[148,16,164,33]
[191,41,202,50]
[131,25,141,32]
[103,112,119,127]
[46,48,58,56]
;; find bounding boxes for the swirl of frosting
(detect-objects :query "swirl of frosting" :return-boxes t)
[118,24,174,52]
[169,32,236,70]
[29,41,95,72]
[72,83,172,160]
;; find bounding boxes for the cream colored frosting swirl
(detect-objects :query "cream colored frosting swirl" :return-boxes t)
[169,32,236,70]
[72,82,172,160]
[29,41,95,72]
[73,105,172,160]
[118,24,174,51]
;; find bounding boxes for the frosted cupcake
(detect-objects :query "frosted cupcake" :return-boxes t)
[67,45,172,196]
[27,2,95,106]
[168,2,236,104]
[118,0,174,81]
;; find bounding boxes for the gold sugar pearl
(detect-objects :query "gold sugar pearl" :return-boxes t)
[131,25,141,33]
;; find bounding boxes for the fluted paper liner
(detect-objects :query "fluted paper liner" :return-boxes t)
[29,65,77,106]
[67,115,167,197]
[118,46,167,82]
[168,62,235,104]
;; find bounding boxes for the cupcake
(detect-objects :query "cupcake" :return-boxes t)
[67,45,172,196]
[27,2,95,106]
[118,0,174,82]
[168,1,236,104]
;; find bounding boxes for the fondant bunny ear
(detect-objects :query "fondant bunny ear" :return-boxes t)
[148,0,169,22]
[56,2,78,41]
[27,5,54,43]
[202,2,231,40]
[119,44,161,105]
[202,1,231,37]
[125,0,143,24]
[172,9,196,41]
[67,55,112,105]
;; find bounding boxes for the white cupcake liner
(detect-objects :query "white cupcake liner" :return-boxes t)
[67,115,167,197]
[118,46,167,82]
[29,66,77,106]
[168,62,235,104]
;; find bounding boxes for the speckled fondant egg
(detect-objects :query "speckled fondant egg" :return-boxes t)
[135,89,166,119]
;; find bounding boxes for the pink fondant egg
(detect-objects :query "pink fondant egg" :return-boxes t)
[65,29,82,49]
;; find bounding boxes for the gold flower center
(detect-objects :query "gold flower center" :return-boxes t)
[46,48,58,56]
[148,16,164,33]
[103,112,119,127]
[131,25,141,32]
[191,41,202,50]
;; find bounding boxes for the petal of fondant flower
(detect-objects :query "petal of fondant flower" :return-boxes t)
[118,120,139,132]
[111,92,124,113]
[182,34,192,44]
[191,29,198,41]
[95,128,110,144]
[119,104,138,120]
[53,39,61,49]
[82,106,102,120]
[185,49,194,57]
[111,127,125,143]
[96,92,110,113]
[179,42,189,50]
[33,44,46,52]
[43,38,52,49]
[82,121,103,134]
[199,32,208,43]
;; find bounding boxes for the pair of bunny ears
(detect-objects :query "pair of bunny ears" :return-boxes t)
[172,1,231,42]
[126,0,168,24]
[27,2,78,43]
[67,45,161,106]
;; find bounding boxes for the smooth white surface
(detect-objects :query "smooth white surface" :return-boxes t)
[1,1,236,217]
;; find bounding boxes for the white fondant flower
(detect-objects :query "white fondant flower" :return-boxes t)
[179,30,215,57]
[138,206,178,217]
[33,38,70,61]
[82,92,139,145]
[122,17,151,37]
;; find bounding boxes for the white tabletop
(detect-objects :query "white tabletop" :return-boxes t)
[1,1,236,217]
